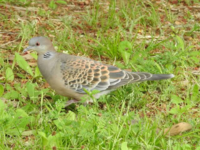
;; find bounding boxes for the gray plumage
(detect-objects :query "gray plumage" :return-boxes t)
[23,36,174,106]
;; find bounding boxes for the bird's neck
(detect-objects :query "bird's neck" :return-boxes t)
[37,51,58,80]
[43,51,55,59]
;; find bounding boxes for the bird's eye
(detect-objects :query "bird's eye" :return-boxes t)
[36,42,40,46]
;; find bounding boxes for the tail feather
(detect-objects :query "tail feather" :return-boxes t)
[107,72,174,90]
[148,74,175,81]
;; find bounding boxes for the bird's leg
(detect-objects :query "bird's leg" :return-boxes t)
[65,98,94,107]
[65,99,79,107]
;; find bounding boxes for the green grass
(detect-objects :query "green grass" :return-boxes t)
[0,0,200,149]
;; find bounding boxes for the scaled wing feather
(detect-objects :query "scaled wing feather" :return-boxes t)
[59,55,155,94]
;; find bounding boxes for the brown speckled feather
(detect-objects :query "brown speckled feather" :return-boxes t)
[59,55,126,94]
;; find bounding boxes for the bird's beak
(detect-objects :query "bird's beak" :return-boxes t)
[23,46,33,53]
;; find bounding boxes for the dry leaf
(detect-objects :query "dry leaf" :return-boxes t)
[164,122,192,136]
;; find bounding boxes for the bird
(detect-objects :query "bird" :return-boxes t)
[23,36,174,106]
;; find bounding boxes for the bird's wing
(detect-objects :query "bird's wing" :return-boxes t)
[59,56,153,94]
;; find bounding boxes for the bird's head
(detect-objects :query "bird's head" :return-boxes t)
[23,36,55,54]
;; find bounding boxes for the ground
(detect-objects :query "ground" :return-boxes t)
[0,0,200,149]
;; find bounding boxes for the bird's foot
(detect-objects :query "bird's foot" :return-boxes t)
[65,99,79,107]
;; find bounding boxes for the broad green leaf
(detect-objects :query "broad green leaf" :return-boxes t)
[175,36,184,51]
[49,0,57,9]
[196,146,200,150]
[191,84,199,101]
[34,66,41,78]
[0,84,4,97]
[38,131,47,139]
[115,61,125,68]
[15,53,33,76]
[153,61,162,73]
[0,100,6,114]
[171,95,183,105]
[118,41,132,52]
[169,107,180,114]
[190,57,199,64]
[189,51,200,56]
[26,82,37,100]
[91,89,100,95]
[4,90,20,100]
[5,109,32,136]
[6,67,14,82]
[130,51,141,64]
[38,131,48,146]
[30,52,38,60]
[54,119,65,130]
[16,109,29,117]
[118,41,132,65]
[66,111,76,121]
[26,82,40,101]
[6,83,13,91]
[121,142,130,150]
[122,52,131,65]
[57,0,67,4]
[16,73,26,79]
[26,82,34,98]
[47,135,58,148]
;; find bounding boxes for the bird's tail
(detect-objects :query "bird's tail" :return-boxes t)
[148,74,175,81]
[107,72,174,89]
